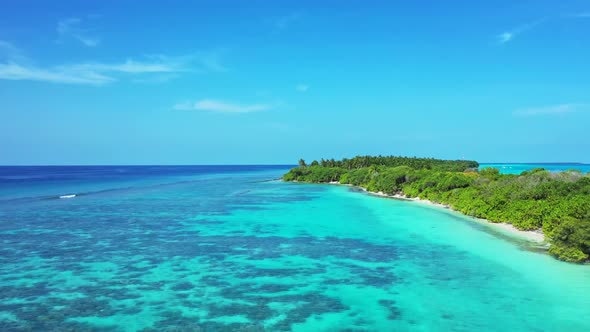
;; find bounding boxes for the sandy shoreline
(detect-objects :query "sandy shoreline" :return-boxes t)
[326,181,546,244]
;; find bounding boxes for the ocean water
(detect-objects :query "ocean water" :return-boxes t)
[480,163,590,174]
[1,166,589,332]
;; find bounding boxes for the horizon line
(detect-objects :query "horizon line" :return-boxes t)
[0,162,589,167]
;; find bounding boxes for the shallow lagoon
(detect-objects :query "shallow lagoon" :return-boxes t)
[479,163,590,174]
[1,166,589,331]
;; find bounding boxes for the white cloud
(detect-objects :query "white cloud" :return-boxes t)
[513,103,589,116]
[0,42,227,85]
[0,62,113,84]
[64,59,181,74]
[0,58,182,85]
[296,84,309,92]
[174,99,272,113]
[57,17,101,47]
[496,20,545,44]
[496,13,590,44]
[497,32,514,43]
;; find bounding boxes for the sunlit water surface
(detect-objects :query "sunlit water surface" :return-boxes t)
[480,163,590,174]
[1,166,589,331]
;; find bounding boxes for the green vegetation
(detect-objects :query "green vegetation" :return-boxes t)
[283,156,590,263]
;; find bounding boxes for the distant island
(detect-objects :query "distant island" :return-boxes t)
[283,156,590,263]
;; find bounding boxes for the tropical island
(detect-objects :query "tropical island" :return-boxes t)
[283,156,590,263]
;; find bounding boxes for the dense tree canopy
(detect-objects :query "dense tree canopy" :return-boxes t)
[311,155,479,172]
[283,156,590,263]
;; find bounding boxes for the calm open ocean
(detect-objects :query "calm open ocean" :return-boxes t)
[1,165,589,331]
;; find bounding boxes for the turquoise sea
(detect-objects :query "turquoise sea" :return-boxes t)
[1,165,589,331]
[480,163,590,174]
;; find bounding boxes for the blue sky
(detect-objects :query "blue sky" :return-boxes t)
[1,1,589,165]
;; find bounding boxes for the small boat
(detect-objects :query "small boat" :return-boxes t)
[59,194,76,199]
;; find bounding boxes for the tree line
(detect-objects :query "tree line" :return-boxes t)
[299,155,478,172]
